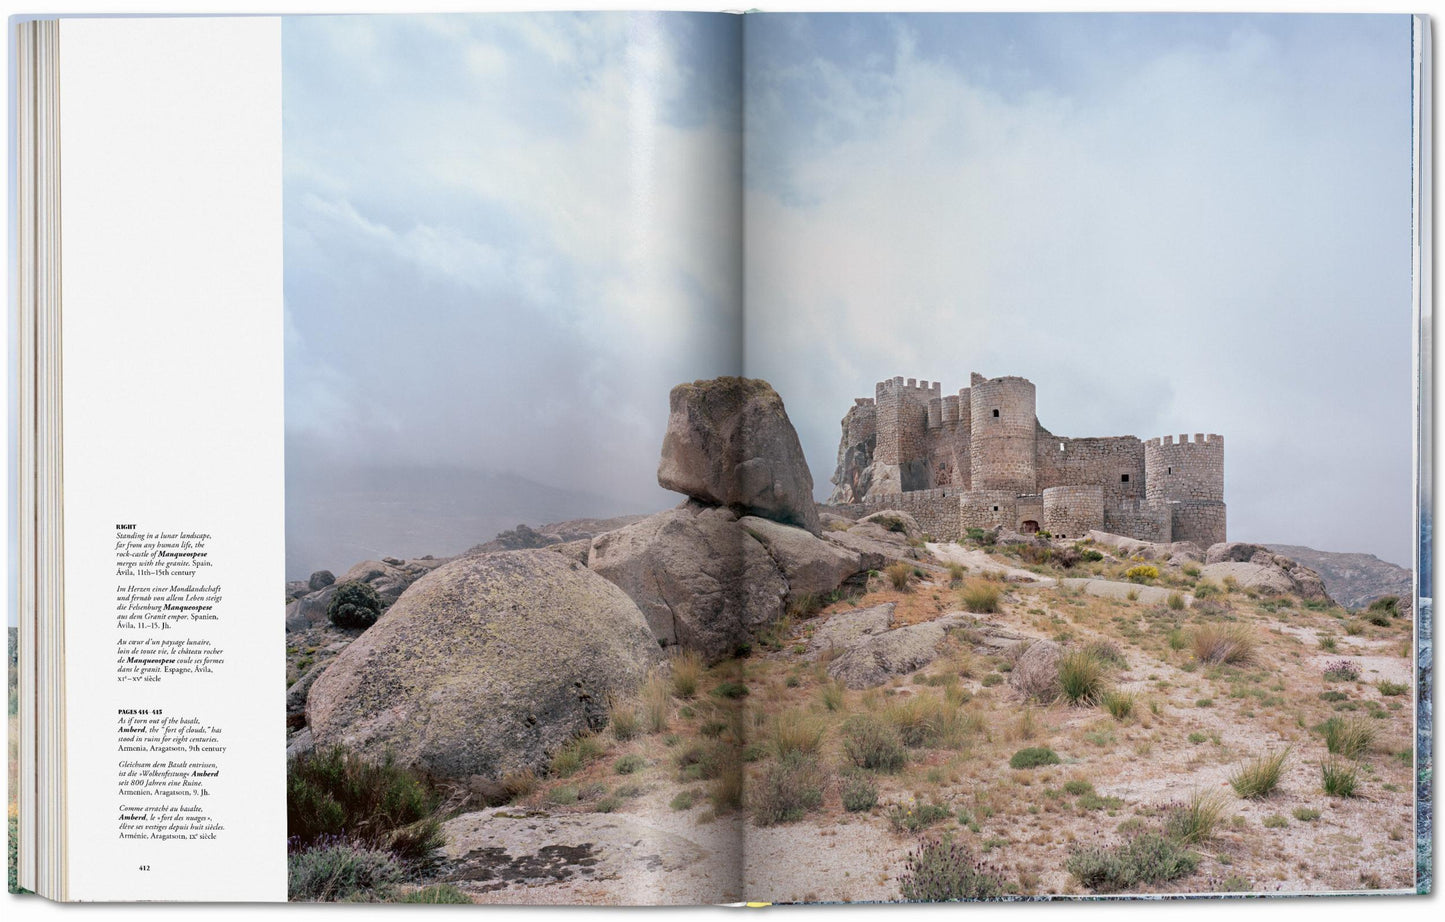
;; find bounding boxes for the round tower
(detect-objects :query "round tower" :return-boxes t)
[969,375,1037,494]
[1143,434,1224,502]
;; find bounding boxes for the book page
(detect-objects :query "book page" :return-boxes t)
[59,18,286,901]
[279,12,746,904]
[740,11,1422,901]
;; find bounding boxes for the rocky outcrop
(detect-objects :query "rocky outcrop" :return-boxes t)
[805,603,895,657]
[1265,544,1413,613]
[306,550,658,779]
[859,510,924,541]
[827,402,877,505]
[657,377,820,534]
[466,515,649,556]
[738,515,863,601]
[1085,531,1203,564]
[1203,542,1331,601]
[825,613,974,689]
[286,556,453,632]
[587,503,823,661]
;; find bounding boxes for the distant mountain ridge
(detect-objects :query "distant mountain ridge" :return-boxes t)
[1265,544,1412,612]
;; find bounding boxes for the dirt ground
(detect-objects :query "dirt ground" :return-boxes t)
[391,540,1418,904]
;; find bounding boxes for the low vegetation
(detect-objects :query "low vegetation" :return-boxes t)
[899,838,1007,901]
[1230,749,1290,799]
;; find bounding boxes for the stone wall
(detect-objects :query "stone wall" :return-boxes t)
[1104,499,1173,544]
[1036,432,1145,504]
[1042,485,1105,539]
[1144,434,1224,503]
[960,490,1018,532]
[1170,501,1227,548]
[843,486,965,540]
[969,376,1037,493]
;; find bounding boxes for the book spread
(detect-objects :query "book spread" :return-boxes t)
[8,9,1434,906]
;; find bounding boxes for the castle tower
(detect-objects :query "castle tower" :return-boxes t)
[969,374,1037,494]
[874,376,940,492]
[1144,433,1226,546]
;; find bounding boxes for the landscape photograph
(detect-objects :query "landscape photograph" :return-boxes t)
[277,12,1425,903]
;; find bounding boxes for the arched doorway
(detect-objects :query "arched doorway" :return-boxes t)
[1021,520,1039,534]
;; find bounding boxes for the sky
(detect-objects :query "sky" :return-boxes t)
[284,12,1416,575]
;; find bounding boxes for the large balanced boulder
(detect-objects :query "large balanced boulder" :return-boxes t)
[306,550,659,779]
[588,503,788,660]
[657,377,821,534]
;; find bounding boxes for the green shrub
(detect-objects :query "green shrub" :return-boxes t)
[549,734,605,777]
[1163,789,1228,845]
[642,671,671,733]
[1009,746,1061,769]
[1377,679,1409,696]
[1065,832,1198,892]
[820,680,845,712]
[1100,690,1135,720]
[842,715,908,772]
[840,772,879,812]
[1365,596,1399,624]
[1057,650,1108,705]
[288,841,404,902]
[1318,715,1375,758]
[546,785,579,805]
[1229,749,1289,799]
[1292,806,1322,821]
[614,754,646,775]
[898,837,1006,901]
[751,752,827,826]
[391,884,472,904]
[675,740,732,782]
[1124,565,1159,584]
[958,580,1002,614]
[887,800,952,833]
[326,581,383,630]
[1262,814,1288,828]
[286,746,441,865]
[711,681,749,700]
[1167,592,1186,611]
[1321,758,1358,797]
[670,789,698,811]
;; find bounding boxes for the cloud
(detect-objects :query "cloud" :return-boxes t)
[284,13,742,513]
[743,14,1413,564]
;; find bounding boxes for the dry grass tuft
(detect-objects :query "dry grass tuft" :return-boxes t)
[1191,623,1257,666]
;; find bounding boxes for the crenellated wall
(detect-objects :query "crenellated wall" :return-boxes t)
[1144,433,1224,503]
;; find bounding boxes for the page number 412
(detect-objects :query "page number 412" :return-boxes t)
[138,865,151,872]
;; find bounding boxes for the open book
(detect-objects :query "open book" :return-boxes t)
[10,10,1433,905]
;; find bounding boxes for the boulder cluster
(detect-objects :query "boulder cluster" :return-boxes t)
[293,377,920,780]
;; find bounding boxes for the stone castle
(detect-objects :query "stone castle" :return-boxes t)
[827,372,1226,547]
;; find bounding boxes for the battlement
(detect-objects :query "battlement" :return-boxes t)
[854,397,876,407]
[1144,433,1223,449]
[875,376,943,401]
